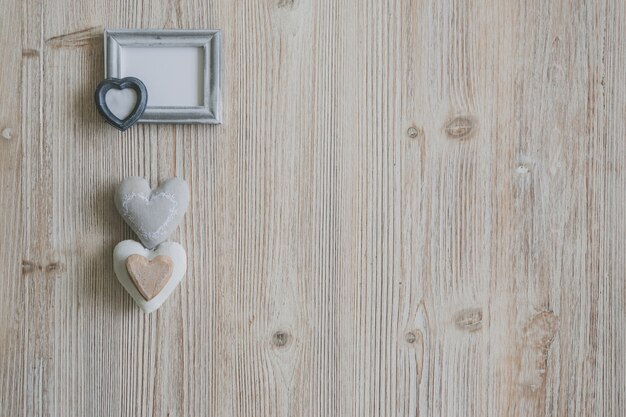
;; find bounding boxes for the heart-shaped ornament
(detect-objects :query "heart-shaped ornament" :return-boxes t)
[114,177,189,249]
[126,254,173,301]
[95,77,148,131]
[113,240,187,313]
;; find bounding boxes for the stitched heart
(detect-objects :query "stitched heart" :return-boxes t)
[114,177,189,249]
[95,77,148,131]
[125,254,173,301]
[113,240,187,313]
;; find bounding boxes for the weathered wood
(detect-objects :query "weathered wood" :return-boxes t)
[0,0,23,414]
[0,0,624,416]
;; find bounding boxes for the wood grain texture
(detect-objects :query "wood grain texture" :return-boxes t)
[0,0,625,416]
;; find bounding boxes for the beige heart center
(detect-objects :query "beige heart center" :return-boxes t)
[125,254,174,301]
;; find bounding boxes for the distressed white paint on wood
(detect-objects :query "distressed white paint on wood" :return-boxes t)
[0,0,625,416]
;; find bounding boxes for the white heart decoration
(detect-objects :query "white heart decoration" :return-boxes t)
[105,88,138,120]
[113,240,187,313]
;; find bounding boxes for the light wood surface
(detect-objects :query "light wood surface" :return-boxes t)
[1,0,625,416]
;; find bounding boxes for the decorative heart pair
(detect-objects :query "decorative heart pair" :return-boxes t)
[113,177,189,313]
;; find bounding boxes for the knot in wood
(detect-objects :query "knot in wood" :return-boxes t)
[46,262,60,272]
[404,330,423,349]
[454,308,483,332]
[271,331,291,348]
[2,128,13,140]
[518,311,559,389]
[407,126,420,139]
[277,0,295,9]
[21,260,39,274]
[524,311,558,350]
[444,116,476,140]
[21,260,64,276]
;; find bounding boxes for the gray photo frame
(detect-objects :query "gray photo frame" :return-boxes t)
[105,29,222,124]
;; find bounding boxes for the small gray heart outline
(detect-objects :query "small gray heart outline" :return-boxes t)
[114,177,189,249]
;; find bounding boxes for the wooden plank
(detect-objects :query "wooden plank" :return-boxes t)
[0,0,624,416]
[397,0,494,414]
[0,0,23,413]
[19,0,61,415]
[489,1,623,415]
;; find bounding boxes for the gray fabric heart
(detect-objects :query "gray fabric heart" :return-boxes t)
[114,177,189,249]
